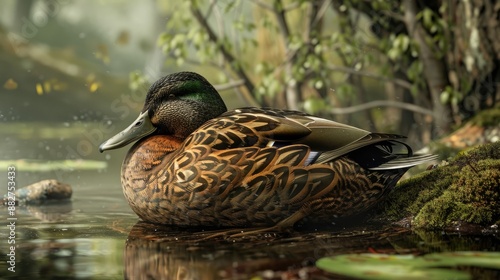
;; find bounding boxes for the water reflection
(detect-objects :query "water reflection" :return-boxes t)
[1,205,499,279]
[125,223,219,279]
[18,202,72,222]
[124,222,326,280]
[123,222,500,279]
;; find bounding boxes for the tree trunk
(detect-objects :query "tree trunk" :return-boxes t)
[273,0,301,110]
[403,0,452,136]
[13,0,35,34]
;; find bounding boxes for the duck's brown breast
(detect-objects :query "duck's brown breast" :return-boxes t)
[121,135,183,223]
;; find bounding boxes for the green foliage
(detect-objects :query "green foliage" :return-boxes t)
[335,84,354,101]
[303,96,328,115]
[440,85,463,105]
[407,60,424,96]
[258,74,283,100]
[153,0,409,115]
[387,34,410,61]
[129,72,149,92]
[416,7,448,57]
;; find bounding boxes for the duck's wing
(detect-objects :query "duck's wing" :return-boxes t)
[282,112,412,162]
[181,108,311,150]
[179,107,434,173]
[204,107,372,150]
[215,108,415,164]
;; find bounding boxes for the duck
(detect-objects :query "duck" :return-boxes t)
[99,71,435,232]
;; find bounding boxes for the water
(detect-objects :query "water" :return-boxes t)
[0,123,499,279]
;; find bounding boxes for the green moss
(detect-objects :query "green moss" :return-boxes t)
[413,192,456,228]
[378,161,458,221]
[376,141,500,230]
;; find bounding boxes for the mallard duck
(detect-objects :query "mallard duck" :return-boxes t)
[100,72,435,231]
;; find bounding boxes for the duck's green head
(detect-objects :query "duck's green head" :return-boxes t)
[99,72,227,152]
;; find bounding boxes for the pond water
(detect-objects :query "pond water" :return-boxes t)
[1,123,499,279]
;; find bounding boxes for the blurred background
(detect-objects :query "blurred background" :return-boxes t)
[1,0,499,153]
[0,1,499,278]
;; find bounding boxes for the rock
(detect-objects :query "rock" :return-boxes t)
[5,179,72,205]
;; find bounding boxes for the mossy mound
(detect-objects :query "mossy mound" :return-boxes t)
[376,141,500,230]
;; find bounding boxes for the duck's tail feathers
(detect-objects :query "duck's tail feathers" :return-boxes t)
[368,154,438,170]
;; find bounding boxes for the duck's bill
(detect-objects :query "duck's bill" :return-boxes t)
[99,111,156,152]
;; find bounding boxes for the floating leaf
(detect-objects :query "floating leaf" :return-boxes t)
[89,82,101,93]
[95,44,110,64]
[36,83,44,95]
[317,251,500,280]
[86,74,101,93]
[43,80,52,93]
[51,79,67,91]
[423,251,500,269]
[4,78,18,90]
[317,254,468,279]
[115,30,130,45]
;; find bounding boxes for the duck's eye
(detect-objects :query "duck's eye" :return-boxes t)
[168,94,175,99]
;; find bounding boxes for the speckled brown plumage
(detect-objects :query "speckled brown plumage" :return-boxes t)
[100,72,436,229]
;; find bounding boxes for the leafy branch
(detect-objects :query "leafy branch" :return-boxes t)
[189,1,260,106]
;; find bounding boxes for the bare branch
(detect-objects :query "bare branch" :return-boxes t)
[205,0,217,19]
[274,0,291,39]
[249,0,274,11]
[251,0,300,12]
[328,100,436,117]
[311,0,331,30]
[327,64,413,90]
[214,80,245,91]
[283,1,300,11]
[219,68,260,107]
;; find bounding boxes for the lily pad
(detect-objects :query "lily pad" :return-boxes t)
[316,251,500,279]
[423,251,500,269]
